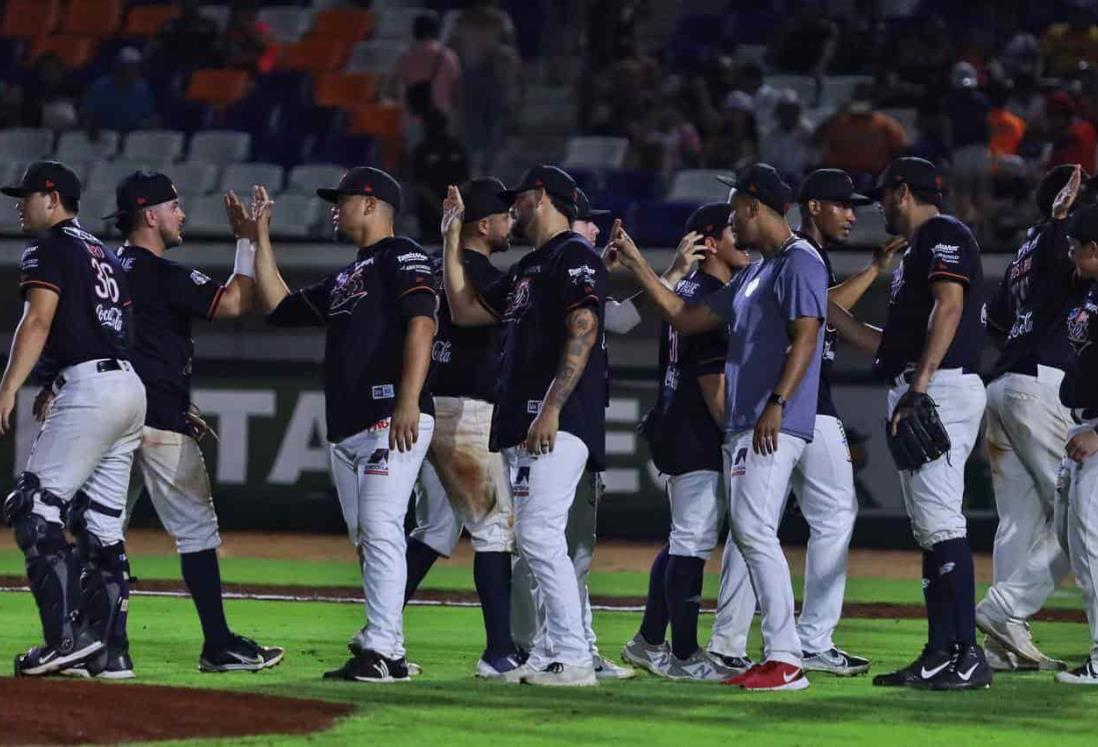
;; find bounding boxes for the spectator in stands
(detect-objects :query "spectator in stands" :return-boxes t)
[1040,6,1098,78]
[633,103,702,180]
[152,0,221,73]
[759,90,815,184]
[224,1,276,74]
[944,62,991,225]
[18,53,81,130]
[704,91,757,170]
[83,47,158,134]
[412,110,470,242]
[886,14,954,92]
[586,40,660,137]
[767,0,838,84]
[396,14,462,122]
[904,105,951,171]
[1006,71,1045,125]
[1045,90,1097,173]
[728,61,782,135]
[988,84,1026,171]
[815,84,906,177]
[997,31,1041,81]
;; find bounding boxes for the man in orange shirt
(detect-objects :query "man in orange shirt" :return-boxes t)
[815,86,906,178]
[1047,91,1097,174]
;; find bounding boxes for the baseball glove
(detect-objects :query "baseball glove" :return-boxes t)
[886,391,951,470]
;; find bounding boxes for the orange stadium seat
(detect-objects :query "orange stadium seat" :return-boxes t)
[278,38,350,73]
[186,69,253,108]
[2,0,61,38]
[314,72,380,110]
[28,35,96,69]
[308,8,375,45]
[123,4,180,37]
[61,0,123,37]
[350,102,405,171]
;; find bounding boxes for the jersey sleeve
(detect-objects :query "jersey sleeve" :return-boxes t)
[165,263,225,320]
[266,277,331,327]
[384,243,438,320]
[703,277,741,323]
[926,222,979,285]
[558,242,606,314]
[19,241,64,297]
[477,268,513,319]
[775,247,828,321]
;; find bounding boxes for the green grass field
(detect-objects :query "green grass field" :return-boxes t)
[1,547,1095,746]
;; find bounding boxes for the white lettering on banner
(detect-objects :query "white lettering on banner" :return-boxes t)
[268,392,329,484]
[192,390,276,483]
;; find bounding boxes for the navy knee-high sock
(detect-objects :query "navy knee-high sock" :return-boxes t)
[922,549,952,651]
[934,538,976,647]
[639,545,671,645]
[404,537,442,605]
[181,549,230,652]
[665,554,706,660]
[474,551,515,658]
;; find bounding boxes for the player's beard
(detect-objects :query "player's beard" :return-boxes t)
[162,225,183,249]
[489,234,511,253]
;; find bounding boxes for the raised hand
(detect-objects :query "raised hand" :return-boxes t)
[607,219,647,273]
[1052,164,1083,220]
[224,190,258,241]
[668,231,709,276]
[872,236,908,273]
[441,185,465,240]
[251,185,274,237]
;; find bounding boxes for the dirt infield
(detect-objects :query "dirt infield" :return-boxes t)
[0,678,352,745]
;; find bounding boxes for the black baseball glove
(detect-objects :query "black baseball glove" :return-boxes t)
[886,391,951,471]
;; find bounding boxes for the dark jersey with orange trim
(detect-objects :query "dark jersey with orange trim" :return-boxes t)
[117,244,224,435]
[875,214,984,380]
[267,236,438,443]
[478,231,609,470]
[19,218,131,370]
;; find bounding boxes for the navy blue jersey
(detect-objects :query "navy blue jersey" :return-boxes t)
[645,268,726,475]
[986,219,1077,381]
[429,249,502,403]
[267,236,438,443]
[19,219,131,369]
[875,214,985,380]
[1061,280,1098,410]
[479,231,609,470]
[796,231,840,418]
[117,245,224,435]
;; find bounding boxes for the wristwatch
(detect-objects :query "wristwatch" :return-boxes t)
[767,392,787,409]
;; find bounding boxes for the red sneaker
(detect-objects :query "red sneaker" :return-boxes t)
[739,661,810,691]
[722,663,764,686]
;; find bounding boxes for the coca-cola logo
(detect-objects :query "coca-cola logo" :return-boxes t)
[96,303,124,332]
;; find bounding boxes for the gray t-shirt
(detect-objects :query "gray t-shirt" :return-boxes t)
[703,236,828,442]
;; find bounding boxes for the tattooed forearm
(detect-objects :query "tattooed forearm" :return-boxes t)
[544,307,598,411]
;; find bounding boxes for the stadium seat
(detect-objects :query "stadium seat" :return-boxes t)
[374,8,432,40]
[163,161,220,195]
[60,0,123,37]
[219,162,285,195]
[765,75,818,107]
[122,130,186,162]
[197,4,229,33]
[177,193,231,237]
[287,164,346,195]
[76,188,116,235]
[310,133,377,167]
[314,72,381,110]
[628,201,702,247]
[188,131,251,164]
[821,75,873,109]
[345,40,406,74]
[55,130,120,161]
[349,102,404,139]
[604,169,663,201]
[186,69,253,109]
[881,107,918,137]
[123,4,179,37]
[0,161,26,189]
[268,194,324,238]
[279,38,350,73]
[257,6,314,43]
[1,0,61,38]
[28,36,96,69]
[307,7,375,45]
[86,159,157,193]
[0,128,54,160]
[253,130,312,169]
[666,169,733,203]
[562,137,629,170]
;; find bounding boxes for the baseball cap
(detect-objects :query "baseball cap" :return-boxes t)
[685,202,732,239]
[717,163,793,215]
[797,169,873,206]
[1047,90,1076,116]
[575,188,610,221]
[103,171,178,219]
[1,160,81,200]
[500,165,578,208]
[316,166,403,211]
[460,177,511,223]
[951,61,979,89]
[865,157,944,201]
[1067,204,1098,243]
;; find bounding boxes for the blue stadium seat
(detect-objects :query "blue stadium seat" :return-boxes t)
[604,169,663,202]
[627,201,701,247]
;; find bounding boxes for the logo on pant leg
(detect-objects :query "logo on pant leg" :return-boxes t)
[514,466,531,497]
[364,448,390,476]
[731,447,748,478]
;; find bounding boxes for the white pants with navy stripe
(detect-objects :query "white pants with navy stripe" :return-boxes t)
[1064,420,1098,660]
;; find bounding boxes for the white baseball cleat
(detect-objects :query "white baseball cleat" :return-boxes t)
[982,635,1033,671]
[475,653,524,679]
[500,661,539,684]
[593,654,635,680]
[656,649,737,681]
[976,605,1065,670]
[801,647,871,676]
[523,662,598,687]
[1055,660,1098,685]
[621,633,670,675]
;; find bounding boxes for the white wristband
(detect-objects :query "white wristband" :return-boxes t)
[233,238,256,278]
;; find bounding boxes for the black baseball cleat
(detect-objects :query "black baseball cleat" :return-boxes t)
[199,634,285,673]
[323,649,410,683]
[14,630,105,678]
[61,645,135,679]
[925,644,992,690]
[872,646,954,687]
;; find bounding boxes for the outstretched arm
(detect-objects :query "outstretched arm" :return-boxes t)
[213,190,259,318]
[827,298,882,354]
[829,236,906,310]
[441,185,498,326]
[251,186,291,313]
[525,306,598,454]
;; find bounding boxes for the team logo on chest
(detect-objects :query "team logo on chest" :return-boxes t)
[329,261,370,315]
[1067,302,1095,354]
[504,276,534,322]
[889,259,906,301]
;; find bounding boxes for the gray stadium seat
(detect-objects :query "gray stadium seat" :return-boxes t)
[122,130,185,162]
[562,136,629,170]
[219,163,284,196]
[257,7,313,43]
[375,8,433,40]
[0,128,54,160]
[345,40,407,73]
[55,130,120,161]
[87,159,158,193]
[286,164,345,195]
[188,131,252,164]
[179,193,232,238]
[667,169,733,203]
[821,75,874,109]
[269,194,324,238]
[765,75,818,107]
[163,161,220,195]
[882,107,918,138]
[198,5,230,32]
[79,189,119,237]
[0,160,25,187]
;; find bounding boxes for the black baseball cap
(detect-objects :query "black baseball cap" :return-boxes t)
[1,160,81,200]
[717,163,792,215]
[317,166,403,211]
[685,202,732,239]
[500,165,578,208]
[460,177,511,223]
[797,169,872,206]
[575,188,610,221]
[865,157,944,200]
[103,171,178,219]
[1067,204,1098,243]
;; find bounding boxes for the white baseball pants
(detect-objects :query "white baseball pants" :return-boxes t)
[707,532,757,658]
[329,414,434,660]
[667,470,723,559]
[1063,419,1098,658]
[409,458,462,557]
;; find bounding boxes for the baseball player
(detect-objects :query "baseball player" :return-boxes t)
[1,161,146,677]
[977,165,1089,672]
[441,165,609,687]
[93,172,281,676]
[252,168,438,683]
[611,163,828,692]
[829,157,991,690]
[1055,203,1098,685]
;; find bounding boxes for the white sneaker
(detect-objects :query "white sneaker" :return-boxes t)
[983,635,1026,671]
[1056,660,1098,685]
[501,661,538,684]
[801,647,870,676]
[656,649,735,681]
[475,653,523,679]
[593,654,635,680]
[523,662,598,687]
[621,633,670,675]
[976,605,1065,670]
